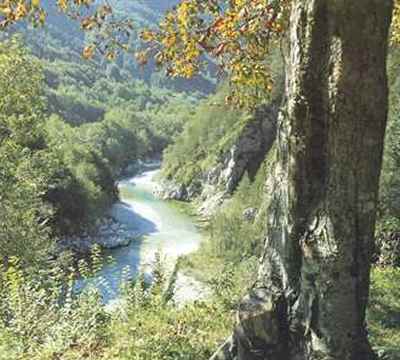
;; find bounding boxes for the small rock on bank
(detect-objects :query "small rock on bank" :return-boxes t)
[172,272,211,307]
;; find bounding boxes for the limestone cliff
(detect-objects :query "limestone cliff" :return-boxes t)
[154,101,279,217]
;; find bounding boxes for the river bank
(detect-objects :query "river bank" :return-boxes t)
[59,161,163,254]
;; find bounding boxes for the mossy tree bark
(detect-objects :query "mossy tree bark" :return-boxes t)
[211,1,393,359]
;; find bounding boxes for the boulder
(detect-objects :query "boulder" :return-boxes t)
[58,214,140,253]
[243,208,257,222]
[153,181,189,201]
[96,234,133,249]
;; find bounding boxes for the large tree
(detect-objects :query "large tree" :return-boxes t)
[209,1,393,359]
[1,0,395,358]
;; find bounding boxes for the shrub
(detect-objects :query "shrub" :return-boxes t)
[0,250,109,360]
[369,267,400,359]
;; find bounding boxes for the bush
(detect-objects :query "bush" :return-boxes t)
[369,267,400,359]
[0,251,109,360]
[0,251,243,360]
[377,49,400,267]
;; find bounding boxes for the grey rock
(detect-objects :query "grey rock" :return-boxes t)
[242,208,257,221]
[197,191,226,218]
[187,181,202,198]
[153,181,189,201]
[59,213,140,252]
[96,234,132,249]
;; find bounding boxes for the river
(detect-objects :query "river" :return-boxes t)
[83,169,203,303]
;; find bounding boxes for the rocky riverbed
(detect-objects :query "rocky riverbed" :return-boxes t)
[59,215,142,254]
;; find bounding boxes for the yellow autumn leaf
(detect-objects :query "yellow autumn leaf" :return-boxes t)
[82,45,95,60]
[57,0,68,12]
[39,9,46,24]
[106,52,116,61]
[32,0,40,8]
[15,3,28,20]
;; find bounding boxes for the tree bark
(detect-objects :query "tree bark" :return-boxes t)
[211,1,393,359]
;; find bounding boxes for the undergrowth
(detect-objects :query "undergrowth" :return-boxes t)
[0,243,398,360]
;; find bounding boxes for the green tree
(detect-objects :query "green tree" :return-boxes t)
[0,38,53,263]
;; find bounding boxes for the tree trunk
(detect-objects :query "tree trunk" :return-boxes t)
[211,1,393,359]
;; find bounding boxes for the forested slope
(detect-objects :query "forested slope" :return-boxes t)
[15,0,214,126]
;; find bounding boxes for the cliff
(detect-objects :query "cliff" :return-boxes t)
[155,99,279,217]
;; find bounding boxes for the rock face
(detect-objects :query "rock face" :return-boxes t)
[219,105,277,193]
[155,102,279,216]
[153,182,189,201]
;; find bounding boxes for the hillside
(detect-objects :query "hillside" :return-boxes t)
[18,0,215,125]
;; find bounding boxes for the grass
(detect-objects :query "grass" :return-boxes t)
[369,267,400,359]
[102,299,233,360]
